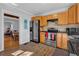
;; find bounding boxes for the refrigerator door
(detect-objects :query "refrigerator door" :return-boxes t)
[33,20,40,43]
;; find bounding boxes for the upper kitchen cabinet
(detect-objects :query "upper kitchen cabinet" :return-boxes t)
[32,16,35,21]
[52,13,58,19]
[58,11,68,25]
[40,16,47,26]
[46,15,53,20]
[32,16,47,26]
[32,16,42,21]
[68,4,77,24]
[46,13,58,20]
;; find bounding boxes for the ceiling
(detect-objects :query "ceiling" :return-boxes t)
[5,3,74,15]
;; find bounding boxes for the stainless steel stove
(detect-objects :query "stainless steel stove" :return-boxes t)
[68,35,79,56]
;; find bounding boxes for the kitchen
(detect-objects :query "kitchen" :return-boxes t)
[31,4,79,56]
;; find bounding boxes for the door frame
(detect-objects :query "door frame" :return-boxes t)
[3,13,20,50]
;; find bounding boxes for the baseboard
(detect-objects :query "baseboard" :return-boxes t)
[0,49,4,52]
[23,42,29,45]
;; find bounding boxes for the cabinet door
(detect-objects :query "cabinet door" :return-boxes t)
[46,15,53,20]
[58,11,68,25]
[62,33,68,50]
[32,16,35,21]
[68,4,77,24]
[52,13,58,19]
[46,14,58,20]
[77,4,79,23]
[40,16,47,26]
[40,32,45,44]
[56,33,62,48]
[32,16,41,21]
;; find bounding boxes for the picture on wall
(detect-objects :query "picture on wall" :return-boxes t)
[24,19,28,29]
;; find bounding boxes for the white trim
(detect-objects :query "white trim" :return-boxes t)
[0,8,4,52]
[2,8,4,51]
[3,9,20,51]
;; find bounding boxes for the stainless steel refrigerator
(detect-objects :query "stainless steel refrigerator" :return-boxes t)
[32,20,40,43]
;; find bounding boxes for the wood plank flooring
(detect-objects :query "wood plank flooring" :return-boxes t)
[4,35,19,50]
[0,42,55,56]
[0,37,68,56]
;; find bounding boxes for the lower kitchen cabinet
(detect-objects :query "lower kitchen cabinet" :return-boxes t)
[56,33,68,50]
[40,32,45,44]
[56,33,62,48]
[77,4,79,23]
[62,33,68,50]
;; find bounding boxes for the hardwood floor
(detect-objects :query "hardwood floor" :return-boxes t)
[4,35,19,50]
[0,42,68,56]
[0,42,55,56]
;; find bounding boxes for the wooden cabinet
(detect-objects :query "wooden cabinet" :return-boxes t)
[46,13,58,20]
[68,4,77,24]
[32,16,47,26]
[62,33,68,49]
[40,32,45,44]
[40,16,47,26]
[56,33,62,48]
[58,11,68,25]
[32,16,42,21]
[52,13,58,19]
[46,15,53,20]
[77,4,79,23]
[32,16,35,21]
[56,33,68,50]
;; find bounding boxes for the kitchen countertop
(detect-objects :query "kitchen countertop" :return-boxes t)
[55,31,67,33]
[40,31,47,32]
[68,35,79,40]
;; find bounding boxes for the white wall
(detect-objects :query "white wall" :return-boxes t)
[0,4,33,51]
[0,8,4,51]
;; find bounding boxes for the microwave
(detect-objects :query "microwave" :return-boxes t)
[66,28,76,35]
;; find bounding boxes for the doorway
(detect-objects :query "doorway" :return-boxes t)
[4,13,19,50]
